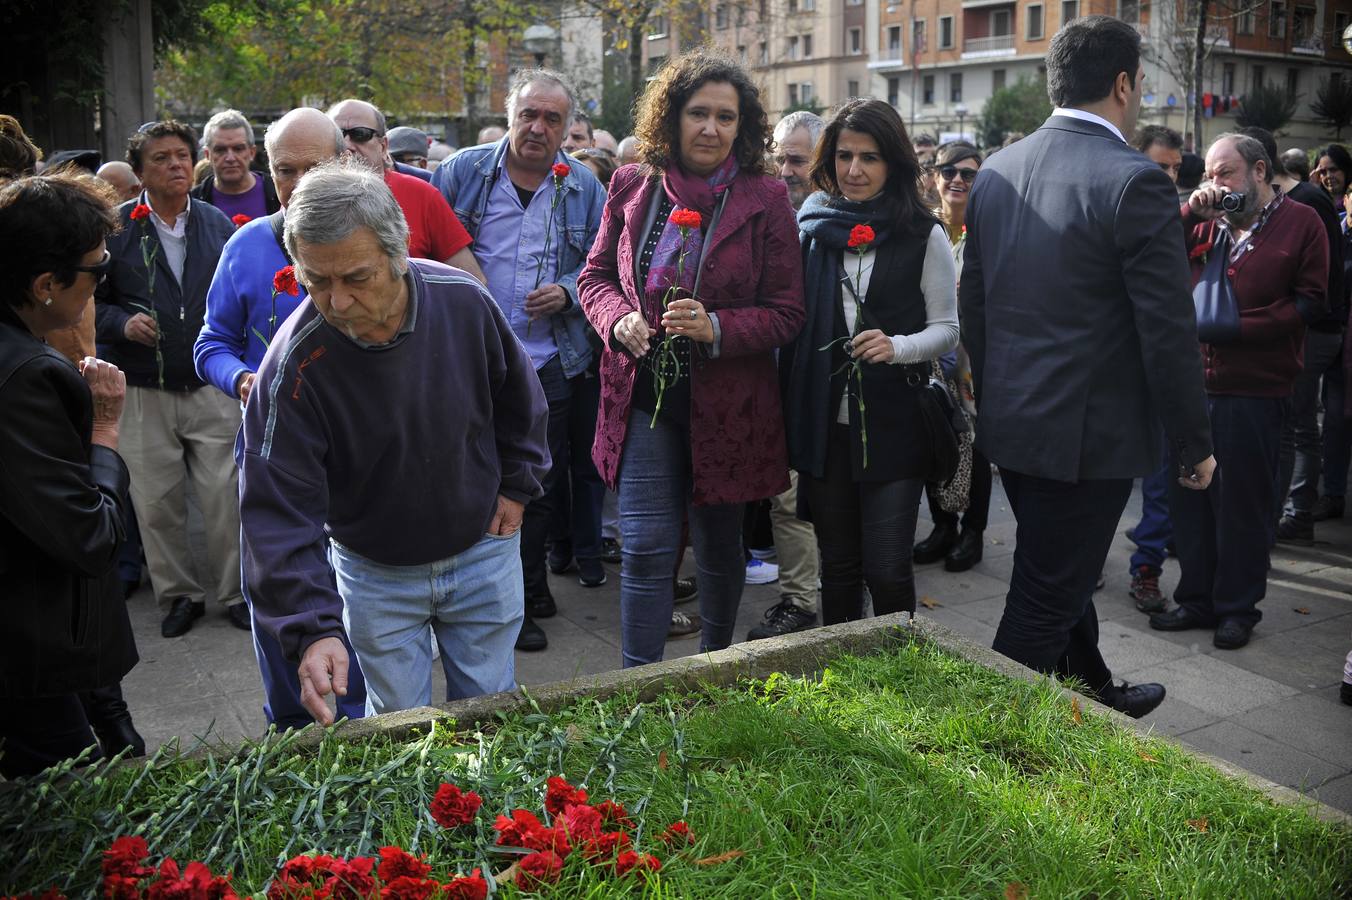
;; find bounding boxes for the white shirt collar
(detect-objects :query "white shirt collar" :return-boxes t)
[141,191,191,238]
[1051,107,1126,143]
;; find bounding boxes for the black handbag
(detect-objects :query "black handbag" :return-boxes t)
[1193,227,1241,344]
[914,360,969,486]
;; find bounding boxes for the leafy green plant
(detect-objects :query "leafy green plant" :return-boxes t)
[1237,81,1300,134]
[976,78,1051,150]
[1311,76,1352,140]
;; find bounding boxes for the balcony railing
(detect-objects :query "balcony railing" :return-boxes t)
[962,34,1015,54]
[1292,31,1325,54]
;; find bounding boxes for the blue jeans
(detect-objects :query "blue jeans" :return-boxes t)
[330,532,523,715]
[618,408,745,667]
[1129,451,1173,573]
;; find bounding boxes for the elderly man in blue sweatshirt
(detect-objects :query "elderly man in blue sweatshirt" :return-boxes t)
[195,107,372,728]
[237,160,550,722]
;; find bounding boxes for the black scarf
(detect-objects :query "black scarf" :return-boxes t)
[785,191,896,478]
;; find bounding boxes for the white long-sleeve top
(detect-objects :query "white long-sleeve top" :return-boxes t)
[837,223,960,423]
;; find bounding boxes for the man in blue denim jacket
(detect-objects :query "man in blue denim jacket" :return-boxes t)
[432,68,605,652]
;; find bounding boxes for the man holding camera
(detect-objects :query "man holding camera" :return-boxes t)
[1150,133,1328,650]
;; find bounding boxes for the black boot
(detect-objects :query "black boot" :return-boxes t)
[79,684,146,759]
[913,519,959,565]
[944,528,984,572]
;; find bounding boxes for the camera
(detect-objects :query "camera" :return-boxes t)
[1219,191,1246,213]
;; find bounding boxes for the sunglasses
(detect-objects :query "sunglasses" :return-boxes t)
[938,166,977,183]
[74,250,112,285]
[342,127,383,144]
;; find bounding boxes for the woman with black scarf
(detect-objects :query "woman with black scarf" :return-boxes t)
[783,99,959,626]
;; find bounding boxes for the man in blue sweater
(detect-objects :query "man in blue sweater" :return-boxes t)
[238,160,550,722]
[195,107,370,727]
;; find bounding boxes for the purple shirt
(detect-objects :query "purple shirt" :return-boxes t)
[209,175,268,222]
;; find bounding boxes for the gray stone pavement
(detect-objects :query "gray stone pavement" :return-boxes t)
[122,475,1352,813]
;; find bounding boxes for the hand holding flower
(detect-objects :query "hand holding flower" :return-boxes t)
[524,283,569,320]
[849,328,895,364]
[123,312,159,346]
[660,297,714,343]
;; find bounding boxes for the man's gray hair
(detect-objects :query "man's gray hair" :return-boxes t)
[773,110,825,147]
[505,68,578,125]
[283,159,410,279]
[1212,132,1273,183]
[263,108,345,160]
[203,109,254,148]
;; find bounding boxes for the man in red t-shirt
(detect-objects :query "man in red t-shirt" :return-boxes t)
[328,99,486,284]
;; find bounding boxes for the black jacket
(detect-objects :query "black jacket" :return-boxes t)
[189,170,281,215]
[94,196,235,390]
[961,115,1213,481]
[0,309,137,698]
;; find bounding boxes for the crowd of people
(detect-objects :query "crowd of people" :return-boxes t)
[4,13,1352,779]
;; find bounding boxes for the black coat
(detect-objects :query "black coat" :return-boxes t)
[961,115,1213,482]
[0,309,137,698]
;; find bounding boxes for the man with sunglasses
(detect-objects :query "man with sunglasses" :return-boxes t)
[327,100,485,285]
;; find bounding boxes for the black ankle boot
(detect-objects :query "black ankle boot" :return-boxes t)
[913,520,959,565]
[80,684,146,758]
[944,528,984,572]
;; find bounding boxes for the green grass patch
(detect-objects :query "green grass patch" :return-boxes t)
[2,640,1349,897]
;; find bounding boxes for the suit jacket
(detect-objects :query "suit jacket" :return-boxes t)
[0,309,137,698]
[960,114,1212,482]
[577,164,806,505]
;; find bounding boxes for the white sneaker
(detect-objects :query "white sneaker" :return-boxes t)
[745,559,780,585]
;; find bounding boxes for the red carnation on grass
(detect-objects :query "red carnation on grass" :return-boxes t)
[103,835,152,876]
[670,208,702,230]
[272,265,300,297]
[614,850,662,878]
[430,783,482,829]
[232,214,252,227]
[321,856,374,899]
[377,846,431,882]
[658,820,695,847]
[580,830,632,862]
[552,162,572,179]
[494,808,545,847]
[7,888,68,900]
[129,203,151,221]
[592,799,634,829]
[544,776,588,816]
[847,224,875,249]
[558,802,603,841]
[522,824,572,859]
[515,851,564,889]
[379,875,441,900]
[441,870,488,900]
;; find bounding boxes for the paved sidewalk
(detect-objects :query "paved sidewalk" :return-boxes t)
[121,476,1352,813]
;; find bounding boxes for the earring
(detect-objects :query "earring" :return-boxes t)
[42,296,53,306]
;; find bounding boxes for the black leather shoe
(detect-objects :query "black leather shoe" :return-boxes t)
[577,557,607,587]
[1108,681,1166,719]
[527,590,557,618]
[673,576,698,605]
[94,716,146,759]
[913,521,958,565]
[161,597,205,638]
[1213,619,1253,650]
[515,614,547,651]
[944,528,983,572]
[226,602,252,632]
[1149,605,1213,632]
[1341,681,1352,706]
[600,538,622,564]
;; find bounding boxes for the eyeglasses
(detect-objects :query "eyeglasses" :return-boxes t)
[342,127,383,144]
[74,250,112,285]
[938,166,978,183]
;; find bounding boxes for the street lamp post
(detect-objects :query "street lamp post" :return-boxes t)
[955,103,968,141]
[523,24,557,67]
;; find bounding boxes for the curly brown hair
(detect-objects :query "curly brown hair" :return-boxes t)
[126,120,199,174]
[633,49,771,175]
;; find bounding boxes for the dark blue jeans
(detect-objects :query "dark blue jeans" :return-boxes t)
[617,408,744,667]
[544,370,606,563]
[1129,450,1173,573]
[1170,395,1286,628]
[993,469,1133,699]
[522,356,573,599]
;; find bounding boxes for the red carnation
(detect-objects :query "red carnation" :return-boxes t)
[273,265,300,297]
[658,820,695,847]
[1189,240,1214,260]
[614,850,662,878]
[847,224,875,249]
[580,830,632,862]
[103,835,152,878]
[670,208,702,230]
[441,869,488,900]
[322,856,375,900]
[522,824,572,858]
[232,214,252,227]
[430,783,482,829]
[544,776,588,816]
[558,802,603,841]
[377,846,431,882]
[493,808,544,846]
[379,875,441,900]
[129,203,151,221]
[551,162,572,179]
[515,851,564,889]
[592,800,634,829]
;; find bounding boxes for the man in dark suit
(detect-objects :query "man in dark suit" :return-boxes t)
[960,15,1216,718]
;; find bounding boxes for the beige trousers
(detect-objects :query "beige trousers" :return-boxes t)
[119,386,243,609]
[768,471,820,613]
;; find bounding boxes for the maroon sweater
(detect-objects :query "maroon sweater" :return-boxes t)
[1184,197,1328,397]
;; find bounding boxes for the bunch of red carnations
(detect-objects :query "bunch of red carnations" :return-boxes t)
[266,847,486,900]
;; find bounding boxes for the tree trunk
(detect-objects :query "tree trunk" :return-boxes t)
[630,21,644,113]
[1193,0,1211,150]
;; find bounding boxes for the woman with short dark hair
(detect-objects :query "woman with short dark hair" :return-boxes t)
[0,172,141,777]
[784,98,959,625]
[578,48,805,667]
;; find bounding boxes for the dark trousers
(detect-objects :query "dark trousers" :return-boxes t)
[1170,395,1285,628]
[1321,351,1352,498]
[522,357,573,599]
[545,369,606,564]
[927,446,994,532]
[993,469,1133,699]
[0,694,100,779]
[1129,448,1173,573]
[802,424,924,625]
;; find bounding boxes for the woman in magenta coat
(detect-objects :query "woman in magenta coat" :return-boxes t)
[577,49,805,667]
